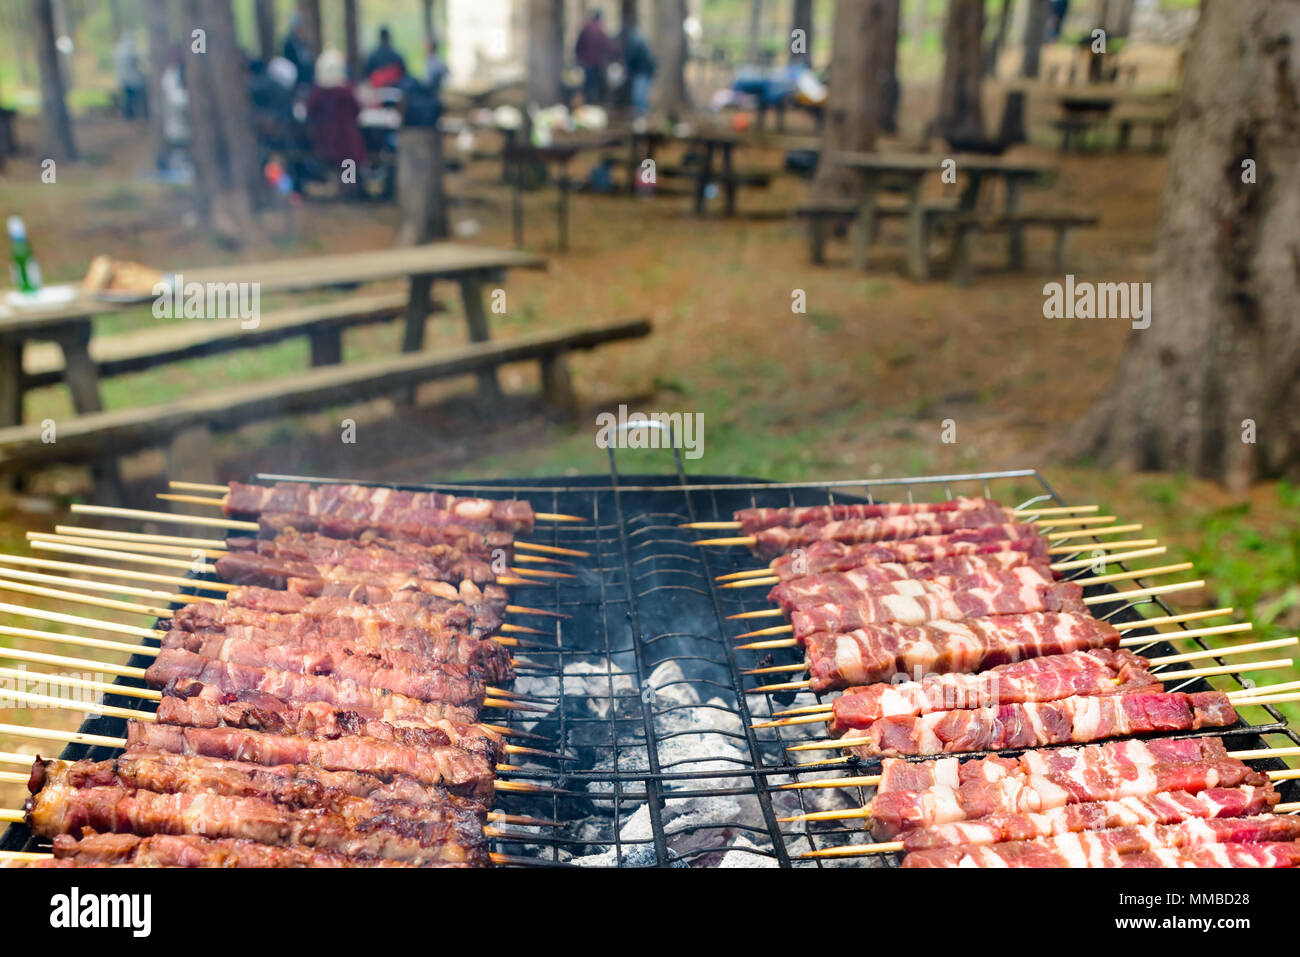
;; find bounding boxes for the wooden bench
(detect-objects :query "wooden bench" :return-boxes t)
[796,197,960,265]
[949,212,1100,285]
[0,318,652,487]
[657,163,775,189]
[19,292,416,390]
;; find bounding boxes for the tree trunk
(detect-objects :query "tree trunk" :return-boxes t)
[422,0,435,46]
[812,0,893,201]
[1020,0,1048,77]
[526,0,564,107]
[747,0,764,64]
[146,0,170,163]
[654,0,690,116]
[253,0,275,63]
[30,0,76,161]
[343,0,361,82]
[296,0,322,60]
[1073,0,1300,491]
[789,0,813,66]
[936,0,985,144]
[395,128,447,245]
[907,0,928,53]
[877,0,900,134]
[984,0,1014,76]
[185,0,263,239]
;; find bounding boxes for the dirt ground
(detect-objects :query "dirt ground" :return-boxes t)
[2,86,1297,808]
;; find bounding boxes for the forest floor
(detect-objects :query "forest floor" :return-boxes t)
[1,90,1297,806]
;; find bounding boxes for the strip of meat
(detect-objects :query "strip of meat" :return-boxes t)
[780,551,1050,594]
[156,630,487,707]
[900,786,1280,851]
[829,649,1159,733]
[870,737,1266,838]
[31,755,487,834]
[163,623,512,687]
[750,507,1019,558]
[216,549,498,590]
[849,690,1239,758]
[768,527,1048,578]
[25,782,488,865]
[788,569,1086,636]
[770,564,1057,615]
[228,480,534,535]
[90,747,458,807]
[229,528,512,574]
[50,832,423,867]
[736,498,993,534]
[805,612,1121,691]
[144,648,480,727]
[158,678,505,763]
[173,583,507,640]
[903,819,1300,868]
[171,608,510,678]
[126,721,496,799]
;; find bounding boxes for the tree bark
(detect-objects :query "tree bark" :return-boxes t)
[878,0,900,134]
[395,128,447,245]
[527,0,564,107]
[984,0,1014,76]
[422,0,435,46]
[30,0,77,161]
[747,0,764,64]
[185,0,263,239]
[296,0,321,60]
[253,0,275,63]
[1072,0,1300,491]
[343,0,361,82]
[653,0,690,117]
[1021,0,1048,77]
[789,0,813,66]
[936,0,986,144]
[812,0,893,200]
[146,0,170,163]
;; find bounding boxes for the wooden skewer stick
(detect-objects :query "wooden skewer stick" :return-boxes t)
[1045,523,1144,541]
[683,505,1103,529]
[71,502,258,531]
[1045,537,1157,555]
[55,525,227,549]
[0,578,173,619]
[0,600,163,639]
[0,566,217,606]
[0,665,161,700]
[0,636,158,673]
[1151,637,1299,667]
[514,542,590,557]
[506,566,576,580]
[158,489,587,524]
[743,621,1256,690]
[736,608,1240,651]
[731,581,1205,640]
[697,515,1123,547]
[0,551,232,593]
[32,531,226,560]
[758,649,1295,718]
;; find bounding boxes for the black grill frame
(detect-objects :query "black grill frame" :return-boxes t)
[2,455,1297,867]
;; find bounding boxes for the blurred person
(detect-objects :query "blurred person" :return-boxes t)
[157,46,189,172]
[282,14,315,87]
[1048,0,1070,41]
[114,33,146,119]
[364,26,407,88]
[400,38,449,129]
[623,26,656,118]
[575,10,617,105]
[425,37,450,103]
[306,49,367,193]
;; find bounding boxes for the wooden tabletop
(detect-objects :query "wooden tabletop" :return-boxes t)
[833,151,1051,177]
[0,243,546,336]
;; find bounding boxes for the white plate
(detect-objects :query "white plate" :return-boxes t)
[4,285,78,310]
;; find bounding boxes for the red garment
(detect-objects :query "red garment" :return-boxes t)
[305,85,368,167]
[575,21,617,68]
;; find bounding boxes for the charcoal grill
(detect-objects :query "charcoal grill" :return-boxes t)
[3,451,1297,867]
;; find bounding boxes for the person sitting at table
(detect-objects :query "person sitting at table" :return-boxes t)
[305,50,367,195]
[364,26,408,88]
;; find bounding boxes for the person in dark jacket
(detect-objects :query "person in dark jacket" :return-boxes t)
[306,50,367,193]
[575,11,617,105]
[364,26,407,88]
[282,14,314,87]
[623,27,656,117]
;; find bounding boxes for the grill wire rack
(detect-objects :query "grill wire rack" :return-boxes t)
[3,447,1297,867]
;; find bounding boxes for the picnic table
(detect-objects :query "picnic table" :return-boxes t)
[622,127,779,217]
[503,133,623,251]
[832,152,1052,279]
[0,243,545,492]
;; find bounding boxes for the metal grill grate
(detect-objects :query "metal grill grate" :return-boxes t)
[3,453,1297,866]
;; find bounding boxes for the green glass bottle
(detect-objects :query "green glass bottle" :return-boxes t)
[8,215,42,293]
